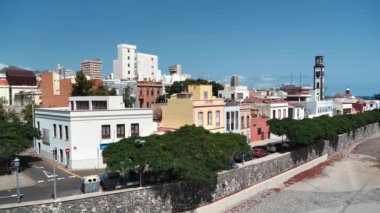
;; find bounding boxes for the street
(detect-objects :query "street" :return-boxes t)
[0,153,84,205]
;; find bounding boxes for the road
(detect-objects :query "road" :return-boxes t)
[0,154,83,205]
[226,136,380,213]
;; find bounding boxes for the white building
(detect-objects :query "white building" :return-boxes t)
[218,84,249,102]
[35,96,154,170]
[296,99,333,118]
[288,103,305,120]
[112,43,160,81]
[243,97,289,119]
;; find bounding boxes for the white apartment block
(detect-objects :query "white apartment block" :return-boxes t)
[218,84,249,102]
[35,96,154,170]
[80,59,102,79]
[112,44,160,81]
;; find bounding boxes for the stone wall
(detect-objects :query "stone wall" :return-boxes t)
[1,123,379,213]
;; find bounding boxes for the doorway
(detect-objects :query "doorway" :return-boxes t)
[38,143,41,153]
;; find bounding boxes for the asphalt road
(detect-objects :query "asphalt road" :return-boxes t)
[0,154,82,205]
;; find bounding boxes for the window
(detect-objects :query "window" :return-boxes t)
[60,149,63,162]
[117,124,125,138]
[102,125,111,139]
[65,126,69,140]
[241,116,245,129]
[231,111,235,130]
[316,82,320,89]
[273,110,276,119]
[151,90,153,96]
[283,109,287,118]
[146,90,149,96]
[128,56,130,60]
[53,124,57,138]
[207,111,212,125]
[246,116,250,128]
[278,109,281,119]
[71,101,74,111]
[128,63,130,67]
[216,111,220,127]
[76,101,89,110]
[258,128,262,135]
[157,90,160,95]
[59,125,62,139]
[198,112,204,127]
[237,93,244,100]
[131,123,139,137]
[128,49,130,53]
[203,91,208,100]
[128,71,130,74]
[53,149,57,161]
[37,121,40,131]
[235,111,239,129]
[92,101,107,110]
[226,112,230,131]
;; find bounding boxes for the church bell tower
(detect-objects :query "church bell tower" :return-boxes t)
[313,56,325,101]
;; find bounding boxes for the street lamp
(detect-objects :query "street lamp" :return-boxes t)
[51,148,57,199]
[31,87,36,151]
[12,157,21,203]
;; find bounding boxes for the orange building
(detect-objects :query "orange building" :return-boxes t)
[137,81,163,108]
[40,72,103,108]
[250,116,270,142]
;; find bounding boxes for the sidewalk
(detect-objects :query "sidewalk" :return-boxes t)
[0,173,36,191]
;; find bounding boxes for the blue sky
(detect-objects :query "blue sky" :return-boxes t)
[0,0,379,96]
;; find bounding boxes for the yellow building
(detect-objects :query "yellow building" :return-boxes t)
[161,85,225,133]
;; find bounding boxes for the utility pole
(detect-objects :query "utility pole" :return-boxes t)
[13,157,21,203]
[31,87,36,150]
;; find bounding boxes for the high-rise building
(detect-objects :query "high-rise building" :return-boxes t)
[80,59,102,79]
[168,64,181,75]
[112,44,159,81]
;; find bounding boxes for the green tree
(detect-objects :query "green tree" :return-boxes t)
[373,93,380,100]
[123,86,134,107]
[71,71,94,96]
[103,125,249,182]
[91,85,117,96]
[165,79,224,97]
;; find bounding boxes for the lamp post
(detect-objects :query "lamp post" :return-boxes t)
[31,87,36,150]
[12,157,21,203]
[52,148,57,200]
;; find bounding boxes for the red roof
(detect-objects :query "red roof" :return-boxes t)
[0,79,9,86]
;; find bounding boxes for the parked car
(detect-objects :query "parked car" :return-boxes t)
[252,147,269,158]
[266,143,277,152]
[100,171,124,191]
[233,152,254,163]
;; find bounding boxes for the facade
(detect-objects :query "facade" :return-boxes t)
[80,59,102,79]
[137,81,163,108]
[40,72,74,107]
[296,100,333,118]
[0,68,38,107]
[243,97,289,119]
[288,103,305,120]
[160,85,225,133]
[218,76,249,102]
[112,43,159,81]
[250,117,270,142]
[240,105,251,143]
[224,105,240,134]
[35,96,154,170]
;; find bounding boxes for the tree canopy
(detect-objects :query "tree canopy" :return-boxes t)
[268,110,380,146]
[373,93,380,100]
[71,71,117,96]
[0,98,40,158]
[103,125,249,181]
[165,78,224,97]
[123,86,134,107]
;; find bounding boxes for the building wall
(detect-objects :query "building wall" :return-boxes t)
[192,103,225,133]
[136,53,158,81]
[240,106,251,143]
[188,85,212,100]
[80,60,102,79]
[160,99,194,129]
[113,44,137,80]
[250,117,269,142]
[35,108,154,170]
[136,81,162,108]
[224,106,240,134]
[40,72,72,108]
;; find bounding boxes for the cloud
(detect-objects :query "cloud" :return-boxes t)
[0,63,8,70]
[259,75,274,82]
